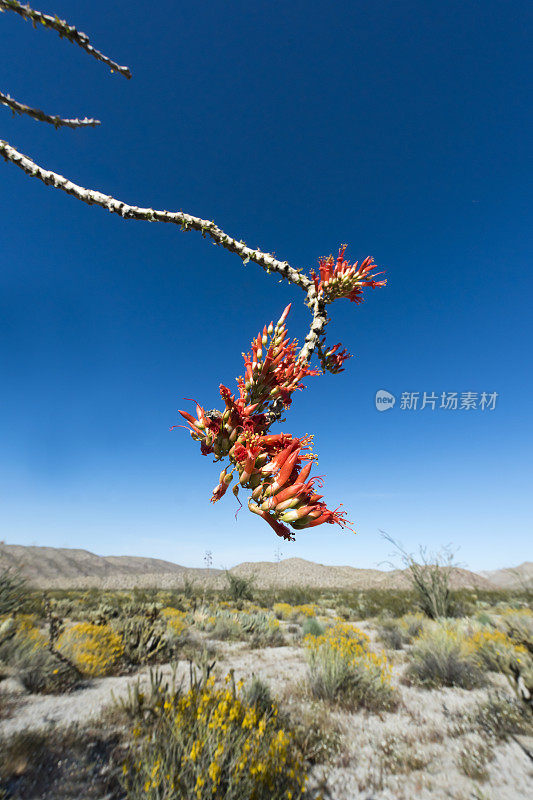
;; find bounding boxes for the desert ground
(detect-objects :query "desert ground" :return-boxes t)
[1,557,532,800]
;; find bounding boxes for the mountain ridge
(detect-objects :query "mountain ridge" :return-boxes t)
[0,543,516,591]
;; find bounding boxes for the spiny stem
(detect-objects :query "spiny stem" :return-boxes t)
[0,0,131,78]
[0,138,311,291]
[1,91,100,128]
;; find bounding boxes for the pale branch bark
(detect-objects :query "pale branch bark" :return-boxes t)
[0,91,100,128]
[0,0,131,79]
[299,293,328,363]
[0,138,312,291]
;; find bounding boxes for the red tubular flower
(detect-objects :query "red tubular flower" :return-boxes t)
[311,245,386,304]
[174,300,364,539]
[321,342,353,374]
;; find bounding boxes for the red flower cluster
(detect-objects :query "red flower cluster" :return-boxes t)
[175,305,351,540]
[320,342,352,374]
[310,245,386,304]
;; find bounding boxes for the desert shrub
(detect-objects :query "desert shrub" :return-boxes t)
[377,618,407,650]
[17,646,78,694]
[456,735,494,782]
[497,608,533,652]
[470,691,532,740]
[243,676,274,716]
[335,605,352,620]
[273,602,318,622]
[114,614,169,666]
[0,567,29,615]
[115,665,183,724]
[302,617,325,638]
[237,610,284,647]
[304,622,397,711]
[382,535,460,619]
[0,614,47,664]
[273,602,294,620]
[468,629,528,673]
[405,625,485,689]
[57,622,124,677]
[224,571,255,602]
[161,607,188,643]
[377,731,430,775]
[211,612,243,641]
[288,702,342,765]
[122,671,310,800]
[0,615,78,693]
[402,613,426,639]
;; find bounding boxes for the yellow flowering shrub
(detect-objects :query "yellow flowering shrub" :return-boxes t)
[9,614,47,652]
[273,602,295,620]
[160,607,187,638]
[57,622,124,677]
[304,622,396,710]
[406,624,485,689]
[273,603,319,621]
[123,672,309,800]
[498,608,533,650]
[467,629,528,672]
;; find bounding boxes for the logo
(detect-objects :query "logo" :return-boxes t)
[375,389,396,411]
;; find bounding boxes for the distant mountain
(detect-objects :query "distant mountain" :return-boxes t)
[0,543,498,591]
[479,562,533,590]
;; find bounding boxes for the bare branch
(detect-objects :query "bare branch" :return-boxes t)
[0,139,311,291]
[1,91,100,128]
[0,0,131,79]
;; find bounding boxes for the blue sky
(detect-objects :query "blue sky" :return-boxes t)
[1,0,531,571]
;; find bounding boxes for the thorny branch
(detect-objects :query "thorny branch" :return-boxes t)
[0,0,131,78]
[0,91,100,128]
[1,0,380,376]
[0,139,312,294]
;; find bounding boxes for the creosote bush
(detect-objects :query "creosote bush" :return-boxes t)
[123,670,311,800]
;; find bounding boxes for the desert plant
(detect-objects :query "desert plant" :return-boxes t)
[304,622,397,711]
[302,617,325,638]
[113,615,168,666]
[498,608,533,654]
[456,736,494,782]
[16,646,78,694]
[56,622,124,677]
[405,625,485,689]
[0,614,47,664]
[160,607,188,648]
[288,702,342,766]
[243,675,274,716]
[115,664,183,724]
[0,566,28,615]
[470,691,532,740]
[377,618,408,650]
[401,612,426,639]
[468,628,528,673]
[0,614,78,693]
[224,570,255,602]
[122,670,311,800]
[382,533,459,619]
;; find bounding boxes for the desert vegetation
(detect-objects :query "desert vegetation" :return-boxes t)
[0,567,532,799]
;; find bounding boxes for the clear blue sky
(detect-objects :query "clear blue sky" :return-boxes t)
[1,0,531,571]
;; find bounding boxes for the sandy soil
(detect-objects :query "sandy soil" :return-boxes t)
[1,638,532,800]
